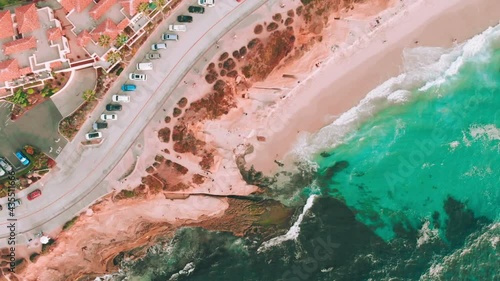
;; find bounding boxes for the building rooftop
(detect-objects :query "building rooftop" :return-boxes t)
[120,0,149,17]
[91,18,120,43]
[77,30,92,47]
[15,4,41,34]
[47,27,63,41]
[89,0,118,21]
[3,37,37,55]
[59,0,93,14]
[0,59,20,83]
[0,11,15,40]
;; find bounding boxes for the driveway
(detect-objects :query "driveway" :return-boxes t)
[0,100,68,164]
[51,68,97,117]
[0,0,269,247]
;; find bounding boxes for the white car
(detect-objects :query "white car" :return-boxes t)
[112,94,130,103]
[101,114,117,121]
[129,73,147,81]
[85,132,103,140]
[151,43,167,51]
[198,0,215,7]
[137,62,153,70]
[168,25,186,32]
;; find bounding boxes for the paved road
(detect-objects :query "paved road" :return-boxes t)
[0,0,268,247]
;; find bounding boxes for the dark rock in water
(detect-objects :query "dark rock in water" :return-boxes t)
[444,196,490,247]
[322,160,349,179]
[320,151,332,158]
[297,197,388,281]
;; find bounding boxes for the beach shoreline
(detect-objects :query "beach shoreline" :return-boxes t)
[245,0,500,175]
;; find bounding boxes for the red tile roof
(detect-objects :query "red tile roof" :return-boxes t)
[120,0,148,17]
[19,66,32,76]
[3,36,37,55]
[76,30,92,47]
[91,19,120,42]
[47,27,63,41]
[0,11,15,39]
[89,0,117,20]
[117,18,130,30]
[0,59,20,83]
[50,61,63,69]
[60,0,93,13]
[15,4,40,34]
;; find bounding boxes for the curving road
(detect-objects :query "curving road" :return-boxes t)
[0,0,269,247]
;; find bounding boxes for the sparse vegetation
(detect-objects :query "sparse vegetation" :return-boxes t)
[63,217,78,230]
[82,89,96,102]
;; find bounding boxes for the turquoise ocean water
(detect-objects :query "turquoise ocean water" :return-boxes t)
[107,24,500,281]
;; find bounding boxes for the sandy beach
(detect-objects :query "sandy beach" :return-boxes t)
[7,0,500,279]
[246,0,500,174]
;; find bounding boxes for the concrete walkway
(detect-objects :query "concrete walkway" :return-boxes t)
[51,68,97,117]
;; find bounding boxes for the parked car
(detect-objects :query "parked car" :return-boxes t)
[106,104,122,111]
[121,84,136,91]
[92,122,108,130]
[169,24,187,32]
[86,131,103,140]
[137,62,153,70]
[151,43,167,50]
[129,73,147,81]
[188,6,205,13]
[177,15,193,23]
[27,189,42,200]
[101,114,118,121]
[15,151,30,166]
[147,53,161,60]
[0,157,13,172]
[162,33,179,41]
[198,0,215,7]
[112,94,130,103]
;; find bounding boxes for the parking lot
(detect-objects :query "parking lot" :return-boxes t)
[87,3,211,140]
[0,100,68,168]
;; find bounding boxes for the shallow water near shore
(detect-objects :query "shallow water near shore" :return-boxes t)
[108,25,500,281]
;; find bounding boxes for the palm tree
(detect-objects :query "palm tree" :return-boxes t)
[106,51,122,64]
[154,0,166,8]
[82,89,96,102]
[98,35,111,47]
[137,2,149,13]
[115,33,128,47]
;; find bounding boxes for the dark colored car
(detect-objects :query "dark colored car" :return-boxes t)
[177,15,193,23]
[28,189,42,200]
[188,6,205,13]
[93,122,108,130]
[105,104,122,111]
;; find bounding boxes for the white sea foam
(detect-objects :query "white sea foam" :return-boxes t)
[419,24,500,91]
[169,262,196,280]
[416,221,439,248]
[419,222,500,281]
[449,141,460,151]
[257,195,317,253]
[291,23,500,162]
[469,124,500,141]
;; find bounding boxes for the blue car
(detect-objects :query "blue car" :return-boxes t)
[121,84,136,91]
[15,151,30,166]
